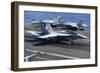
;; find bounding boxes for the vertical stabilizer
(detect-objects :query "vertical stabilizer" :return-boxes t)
[77,19,83,27]
[54,16,61,24]
[45,23,54,33]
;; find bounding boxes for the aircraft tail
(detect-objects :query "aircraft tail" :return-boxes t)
[53,16,61,24]
[77,19,83,27]
[45,23,54,33]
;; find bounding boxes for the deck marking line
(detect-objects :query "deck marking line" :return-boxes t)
[26,49,80,59]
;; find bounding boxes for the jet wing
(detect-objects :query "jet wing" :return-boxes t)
[25,31,40,37]
[39,33,57,39]
[56,31,72,36]
[32,21,41,24]
[42,20,54,24]
[63,22,87,27]
[39,33,71,39]
[57,33,71,36]
[63,22,78,27]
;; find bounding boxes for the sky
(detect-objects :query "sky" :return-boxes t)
[24,11,90,29]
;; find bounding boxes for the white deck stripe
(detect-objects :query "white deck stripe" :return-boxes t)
[26,49,79,59]
[36,56,51,60]
[81,39,90,41]
[24,54,37,62]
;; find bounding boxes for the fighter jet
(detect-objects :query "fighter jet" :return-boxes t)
[25,21,88,45]
[60,19,87,31]
[31,16,87,31]
[31,16,62,26]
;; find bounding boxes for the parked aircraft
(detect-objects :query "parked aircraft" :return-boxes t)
[31,16,87,31]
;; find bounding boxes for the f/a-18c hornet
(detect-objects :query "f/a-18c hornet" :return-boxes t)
[25,16,88,45]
